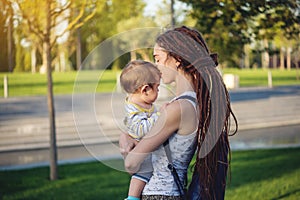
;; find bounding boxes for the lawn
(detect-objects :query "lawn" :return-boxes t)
[0,70,119,97]
[1,147,300,199]
[222,68,300,87]
[0,68,299,97]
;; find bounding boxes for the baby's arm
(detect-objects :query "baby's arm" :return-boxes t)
[124,103,159,140]
[126,113,157,140]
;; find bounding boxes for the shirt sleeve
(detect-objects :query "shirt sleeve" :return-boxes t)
[124,103,159,140]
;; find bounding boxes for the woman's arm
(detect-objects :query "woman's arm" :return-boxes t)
[124,101,182,173]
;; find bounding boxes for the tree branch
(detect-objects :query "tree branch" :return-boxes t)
[53,0,97,40]
[16,1,44,42]
[50,0,71,17]
[51,0,71,24]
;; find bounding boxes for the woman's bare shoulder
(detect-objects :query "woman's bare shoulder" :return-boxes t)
[169,99,198,135]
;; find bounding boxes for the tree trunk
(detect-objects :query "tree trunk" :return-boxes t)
[287,47,292,71]
[46,42,58,181]
[7,4,13,72]
[296,46,300,80]
[244,44,250,69]
[76,28,82,70]
[296,61,299,81]
[45,0,58,181]
[130,51,137,61]
[280,47,285,70]
[138,50,151,62]
[60,51,65,72]
[31,47,36,73]
[170,0,175,27]
[40,45,47,73]
[262,39,269,69]
[130,43,137,61]
[272,54,277,69]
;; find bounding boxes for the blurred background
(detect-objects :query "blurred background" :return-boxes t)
[0,0,300,199]
[0,0,299,74]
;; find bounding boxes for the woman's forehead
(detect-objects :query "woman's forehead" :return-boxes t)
[153,44,167,55]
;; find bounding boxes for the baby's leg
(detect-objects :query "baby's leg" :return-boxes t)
[126,154,152,200]
[128,177,146,199]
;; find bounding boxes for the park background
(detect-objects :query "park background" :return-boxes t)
[0,0,300,199]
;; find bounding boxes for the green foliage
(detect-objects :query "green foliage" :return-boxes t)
[80,0,146,54]
[1,148,300,199]
[73,0,149,70]
[2,0,150,72]
[178,0,300,68]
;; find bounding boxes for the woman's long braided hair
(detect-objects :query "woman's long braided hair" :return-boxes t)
[156,26,238,199]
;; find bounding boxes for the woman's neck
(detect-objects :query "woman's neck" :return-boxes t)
[175,72,195,96]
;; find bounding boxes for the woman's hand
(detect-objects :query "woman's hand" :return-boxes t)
[119,132,138,157]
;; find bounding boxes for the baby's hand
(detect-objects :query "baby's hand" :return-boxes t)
[119,133,137,157]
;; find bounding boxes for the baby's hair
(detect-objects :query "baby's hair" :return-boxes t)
[120,60,161,94]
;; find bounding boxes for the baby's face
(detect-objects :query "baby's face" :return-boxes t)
[147,83,160,104]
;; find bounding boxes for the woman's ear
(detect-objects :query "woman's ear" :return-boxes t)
[175,59,181,68]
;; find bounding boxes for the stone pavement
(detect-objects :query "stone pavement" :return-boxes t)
[0,85,300,169]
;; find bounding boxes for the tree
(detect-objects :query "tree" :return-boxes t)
[13,0,98,180]
[116,8,157,62]
[68,0,106,70]
[0,0,14,72]
[77,0,146,70]
[149,0,192,28]
[253,2,300,69]
[0,1,9,72]
[179,0,300,68]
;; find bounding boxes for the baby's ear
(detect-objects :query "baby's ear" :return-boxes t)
[141,85,150,94]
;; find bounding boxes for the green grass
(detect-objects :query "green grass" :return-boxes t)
[0,69,299,97]
[0,70,120,97]
[0,159,130,200]
[226,147,300,199]
[222,68,300,87]
[1,147,300,199]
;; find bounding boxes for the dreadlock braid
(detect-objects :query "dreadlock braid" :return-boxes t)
[156,26,238,199]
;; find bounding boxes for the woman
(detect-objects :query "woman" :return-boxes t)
[119,26,238,200]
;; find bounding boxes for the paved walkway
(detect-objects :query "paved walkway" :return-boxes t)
[0,85,300,169]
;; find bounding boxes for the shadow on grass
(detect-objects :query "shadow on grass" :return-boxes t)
[270,188,300,200]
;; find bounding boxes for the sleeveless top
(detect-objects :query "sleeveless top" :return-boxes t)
[142,91,198,196]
